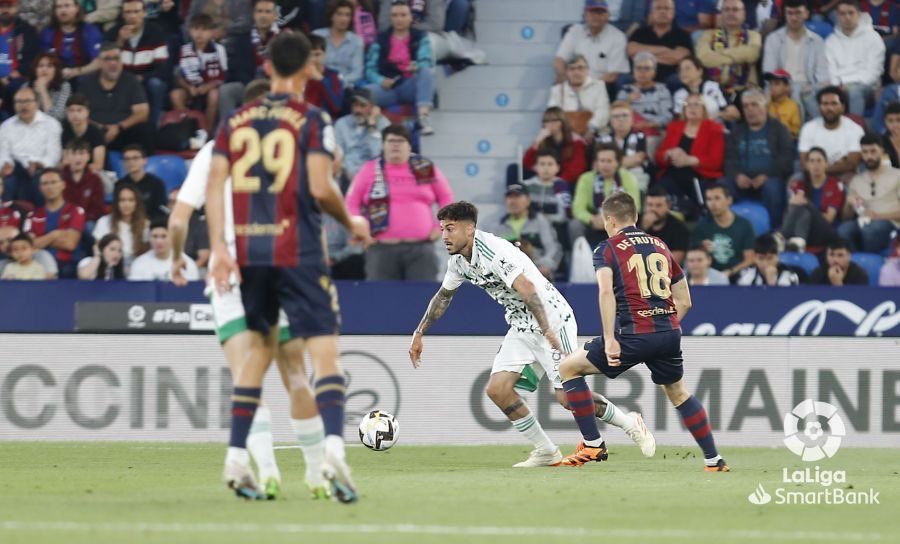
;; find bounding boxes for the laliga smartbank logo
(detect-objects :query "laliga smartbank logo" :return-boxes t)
[748,400,880,506]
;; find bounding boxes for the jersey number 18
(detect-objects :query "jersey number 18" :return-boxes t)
[627,253,671,299]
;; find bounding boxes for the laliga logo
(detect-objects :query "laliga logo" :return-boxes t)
[783,399,846,461]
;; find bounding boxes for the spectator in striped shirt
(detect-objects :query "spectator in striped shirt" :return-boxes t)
[26,167,85,277]
[616,52,673,134]
[171,14,227,133]
[106,0,171,128]
[28,52,71,121]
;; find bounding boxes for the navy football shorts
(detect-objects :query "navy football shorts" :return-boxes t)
[584,329,684,385]
[239,263,340,339]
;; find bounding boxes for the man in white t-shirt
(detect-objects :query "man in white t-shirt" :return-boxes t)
[798,86,864,178]
[128,218,199,281]
[409,202,655,468]
[555,0,629,85]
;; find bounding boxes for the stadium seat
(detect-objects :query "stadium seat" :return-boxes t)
[805,20,833,39]
[145,155,188,195]
[107,150,125,179]
[780,251,819,275]
[851,252,885,286]
[731,201,771,235]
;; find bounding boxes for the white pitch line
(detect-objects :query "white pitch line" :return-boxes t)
[0,521,885,541]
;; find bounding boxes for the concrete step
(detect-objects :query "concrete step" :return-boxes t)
[421,132,530,159]
[474,20,568,45]
[428,111,541,136]
[479,42,556,66]
[438,158,513,203]
[440,65,555,89]
[439,87,550,112]
[478,0,584,22]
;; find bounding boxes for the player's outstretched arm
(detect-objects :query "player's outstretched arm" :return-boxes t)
[671,278,692,321]
[308,154,372,245]
[409,287,457,368]
[511,274,564,354]
[206,154,240,292]
[596,267,620,365]
[168,200,195,287]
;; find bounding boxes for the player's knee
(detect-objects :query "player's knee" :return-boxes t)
[485,377,512,403]
[559,358,581,381]
[662,380,690,405]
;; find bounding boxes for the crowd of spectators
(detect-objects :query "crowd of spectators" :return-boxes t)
[502,0,899,286]
[0,0,475,280]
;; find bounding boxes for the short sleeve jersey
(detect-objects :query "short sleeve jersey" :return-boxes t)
[593,226,684,335]
[441,230,574,334]
[213,93,335,267]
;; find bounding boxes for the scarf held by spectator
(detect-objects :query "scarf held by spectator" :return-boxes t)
[366,154,436,235]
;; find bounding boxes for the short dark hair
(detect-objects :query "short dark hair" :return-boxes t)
[688,245,712,258]
[601,192,637,223]
[534,149,560,164]
[64,138,91,153]
[243,79,270,103]
[40,167,63,180]
[10,233,33,246]
[189,13,215,29]
[704,182,731,198]
[326,0,356,24]
[150,217,169,231]
[860,132,883,148]
[382,123,412,144]
[437,201,478,224]
[836,0,860,10]
[593,142,622,164]
[782,0,810,9]
[646,184,669,199]
[828,238,851,252]
[308,32,327,52]
[99,41,121,55]
[885,102,900,118]
[753,234,779,255]
[66,93,90,109]
[122,0,145,6]
[268,31,311,77]
[806,146,828,161]
[123,144,147,157]
[817,85,846,107]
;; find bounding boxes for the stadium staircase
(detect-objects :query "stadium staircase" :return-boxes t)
[421,0,585,223]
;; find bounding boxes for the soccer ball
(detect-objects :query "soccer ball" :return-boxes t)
[358,410,399,451]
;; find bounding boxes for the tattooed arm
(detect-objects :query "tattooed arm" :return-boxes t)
[409,287,457,368]
[511,274,565,354]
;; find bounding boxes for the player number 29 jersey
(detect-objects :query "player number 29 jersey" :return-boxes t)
[213,93,335,267]
[442,230,574,333]
[593,226,684,335]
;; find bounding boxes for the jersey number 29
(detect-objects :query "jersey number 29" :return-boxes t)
[230,127,295,193]
[627,253,671,298]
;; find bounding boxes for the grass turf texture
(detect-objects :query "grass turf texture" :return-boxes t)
[0,443,895,544]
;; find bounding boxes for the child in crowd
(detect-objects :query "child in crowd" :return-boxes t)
[1,234,48,280]
[765,70,801,138]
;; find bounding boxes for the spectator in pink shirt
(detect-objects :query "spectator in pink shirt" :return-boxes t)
[346,124,453,280]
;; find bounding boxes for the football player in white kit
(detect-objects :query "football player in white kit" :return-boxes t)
[168,80,330,500]
[409,202,655,467]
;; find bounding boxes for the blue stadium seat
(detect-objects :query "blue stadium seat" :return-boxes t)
[851,252,884,286]
[731,201,771,235]
[107,150,125,179]
[780,251,819,275]
[145,155,188,195]
[805,20,833,39]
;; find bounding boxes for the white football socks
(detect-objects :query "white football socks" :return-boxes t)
[600,401,636,432]
[246,405,281,483]
[292,416,327,485]
[512,412,557,453]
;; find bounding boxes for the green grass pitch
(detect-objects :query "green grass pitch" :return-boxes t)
[0,442,895,544]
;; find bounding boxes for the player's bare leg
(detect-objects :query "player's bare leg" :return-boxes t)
[486,371,562,467]
[276,338,330,499]
[223,330,274,500]
[307,335,358,503]
[661,379,729,472]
